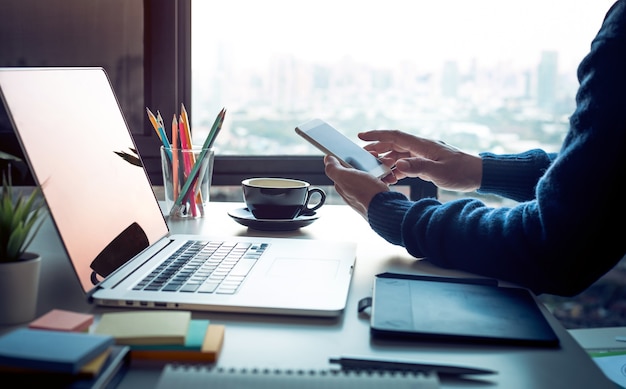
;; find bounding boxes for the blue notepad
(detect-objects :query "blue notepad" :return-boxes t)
[0,328,114,374]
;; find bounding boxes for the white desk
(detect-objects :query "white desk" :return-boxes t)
[7,201,615,388]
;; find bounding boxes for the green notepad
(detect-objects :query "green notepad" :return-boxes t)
[93,310,191,345]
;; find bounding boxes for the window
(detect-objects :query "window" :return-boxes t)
[191,0,614,204]
[191,0,613,158]
[190,0,626,329]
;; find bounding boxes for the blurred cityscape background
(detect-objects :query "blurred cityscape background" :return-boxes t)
[189,0,623,329]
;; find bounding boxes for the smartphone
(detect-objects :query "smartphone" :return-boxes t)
[295,118,392,179]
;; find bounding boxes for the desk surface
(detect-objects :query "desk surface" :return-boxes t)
[6,201,614,388]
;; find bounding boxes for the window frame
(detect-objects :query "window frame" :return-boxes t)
[144,0,435,200]
[141,0,192,184]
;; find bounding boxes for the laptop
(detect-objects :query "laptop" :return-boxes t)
[0,67,356,318]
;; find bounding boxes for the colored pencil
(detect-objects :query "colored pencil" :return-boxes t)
[146,107,172,160]
[178,115,196,216]
[146,107,162,141]
[172,108,225,216]
[181,104,204,214]
[171,115,180,203]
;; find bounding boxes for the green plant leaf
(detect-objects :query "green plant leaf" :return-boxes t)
[6,221,27,259]
[0,173,45,262]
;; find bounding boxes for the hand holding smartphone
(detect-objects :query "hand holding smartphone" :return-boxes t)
[295,119,392,179]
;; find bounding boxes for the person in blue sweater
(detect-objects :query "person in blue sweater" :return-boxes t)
[324,0,626,297]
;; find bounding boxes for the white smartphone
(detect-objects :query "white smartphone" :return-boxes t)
[295,118,392,179]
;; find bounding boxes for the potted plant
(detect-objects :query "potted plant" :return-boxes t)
[0,156,46,325]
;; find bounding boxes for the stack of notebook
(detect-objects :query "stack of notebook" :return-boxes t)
[93,310,224,362]
[0,327,129,388]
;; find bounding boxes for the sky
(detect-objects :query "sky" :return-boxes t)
[192,0,616,72]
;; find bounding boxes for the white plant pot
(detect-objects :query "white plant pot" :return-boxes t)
[0,253,41,325]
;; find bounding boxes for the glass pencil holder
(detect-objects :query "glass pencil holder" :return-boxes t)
[161,146,215,218]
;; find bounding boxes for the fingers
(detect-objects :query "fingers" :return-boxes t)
[326,154,398,184]
[359,129,440,159]
[359,129,421,148]
[342,129,481,193]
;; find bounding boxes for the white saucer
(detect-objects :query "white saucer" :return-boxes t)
[227,207,319,231]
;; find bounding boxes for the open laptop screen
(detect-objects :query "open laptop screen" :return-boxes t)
[0,67,169,292]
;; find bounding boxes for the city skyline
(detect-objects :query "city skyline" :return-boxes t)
[190,1,614,156]
[191,49,567,155]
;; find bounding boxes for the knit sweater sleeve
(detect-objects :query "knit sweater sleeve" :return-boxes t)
[367,0,626,297]
[477,150,557,203]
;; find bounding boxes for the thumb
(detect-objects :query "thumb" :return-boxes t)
[324,155,344,177]
[324,154,341,167]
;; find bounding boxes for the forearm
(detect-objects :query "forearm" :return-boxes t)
[368,187,624,297]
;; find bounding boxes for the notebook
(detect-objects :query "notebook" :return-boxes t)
[154,364,440,389]
[0,67,356,318]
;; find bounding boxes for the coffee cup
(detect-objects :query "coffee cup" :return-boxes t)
[242,177,326,220]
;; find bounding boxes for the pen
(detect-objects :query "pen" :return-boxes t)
[329,357,496,376]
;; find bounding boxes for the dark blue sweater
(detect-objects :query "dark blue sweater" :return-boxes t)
[368,0,626,297]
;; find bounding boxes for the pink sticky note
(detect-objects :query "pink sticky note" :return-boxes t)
[29,309,94,332]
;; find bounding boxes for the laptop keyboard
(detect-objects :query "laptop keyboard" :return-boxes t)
[133,240,268,295]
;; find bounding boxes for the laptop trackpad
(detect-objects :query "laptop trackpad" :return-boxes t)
[267,258,339,280]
